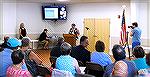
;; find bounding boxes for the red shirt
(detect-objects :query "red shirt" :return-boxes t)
[6,66,32,77]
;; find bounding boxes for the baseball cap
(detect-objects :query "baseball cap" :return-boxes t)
[7,38,22,47]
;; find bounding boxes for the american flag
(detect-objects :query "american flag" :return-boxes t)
[120,9,127,45]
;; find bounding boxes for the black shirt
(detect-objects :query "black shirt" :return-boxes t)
[50,46,62,58]
[39,32,47,41]
[70,45,91,66]
[19,28,27,39]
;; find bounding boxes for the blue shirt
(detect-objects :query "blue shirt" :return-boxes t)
[104,59,138,77]
[56,55,77,75]
[91,51,112,67]
[131,58,149,70]
[0,48,27,77]
[132,27,141,43]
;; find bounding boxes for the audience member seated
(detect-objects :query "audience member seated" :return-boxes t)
[103,44,138,77]
[56,42,81,75]
[50,37,64,68]
[50,37,64,58]
[0,36,9,52]
[6,50,32,77]
[21,37,42,76]
[146,52,150,67]
[39,29,49,49]
[131,46,149,70]
[91,40,112,67]
[137,52,150,76]
[1,36,9,48]
[112,60,128,77]
[0,38,27,77]
[71,36,91,66]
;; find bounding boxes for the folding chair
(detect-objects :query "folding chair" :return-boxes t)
[37,41,45,49]
[51,69,74,77]
[85,62,105,77]
[50,56,57,68]
[75,73,95,77]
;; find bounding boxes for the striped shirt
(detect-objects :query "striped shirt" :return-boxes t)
[6,66,32,77]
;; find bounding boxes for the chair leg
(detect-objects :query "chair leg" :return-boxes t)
[37,44,40,49]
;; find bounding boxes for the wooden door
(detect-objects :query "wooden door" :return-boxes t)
[84,18,110,53]
[84,18,95,52]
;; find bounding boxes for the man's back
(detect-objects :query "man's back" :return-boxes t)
[70,45,90,66]
[50,46,62,58]
[132,27,142,43]
[0,48,13,77]
[104,59,138,77]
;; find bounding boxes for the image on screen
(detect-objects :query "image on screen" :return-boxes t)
[44,8,58,19]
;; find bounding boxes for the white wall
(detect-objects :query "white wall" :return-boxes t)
[54,3,131,37]
[0,2,2,40]
[16,3,55,34]
[136,3,148,39]
[130,0,150,46]
[1,2,149,47]
[15,3,131,36]
[3,3,16,35]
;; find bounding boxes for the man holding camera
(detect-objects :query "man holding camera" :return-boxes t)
[129,22,142,49]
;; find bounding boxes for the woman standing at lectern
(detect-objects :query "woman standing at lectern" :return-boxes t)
[69,23,80,39]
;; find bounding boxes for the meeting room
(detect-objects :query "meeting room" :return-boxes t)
[0,0,150,77]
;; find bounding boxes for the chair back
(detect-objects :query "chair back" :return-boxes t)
[37,41,45,49]
[36,65,51,76]
[85,62,104,77]
[50,56,57,68]
[75,73,95,77]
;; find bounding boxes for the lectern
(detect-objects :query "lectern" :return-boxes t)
[63,34,76,46]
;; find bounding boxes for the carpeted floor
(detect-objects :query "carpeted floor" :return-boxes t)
[33,49,130,68]
[33,49,51,68]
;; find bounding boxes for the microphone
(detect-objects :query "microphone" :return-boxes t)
[85,27,89,30]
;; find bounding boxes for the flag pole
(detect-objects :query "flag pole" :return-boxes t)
[126,31,131,60]
[120,9,131,59]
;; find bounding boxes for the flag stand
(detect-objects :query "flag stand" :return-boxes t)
[123,31,131,60]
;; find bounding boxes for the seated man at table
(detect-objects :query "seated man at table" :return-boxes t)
[39,29,49,49]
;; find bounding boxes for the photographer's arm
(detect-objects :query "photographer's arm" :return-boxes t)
[130,29,134,36]
[130,31,133,36]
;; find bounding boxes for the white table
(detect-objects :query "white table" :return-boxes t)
[30,40,38,49]
[0,40,4,44]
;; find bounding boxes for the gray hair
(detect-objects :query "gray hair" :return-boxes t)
[60,42,72,55]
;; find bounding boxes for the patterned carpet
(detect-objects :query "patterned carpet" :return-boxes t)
[33,49,51,68]
[32,49,130,68]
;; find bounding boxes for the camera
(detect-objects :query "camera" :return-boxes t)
[128,26,134,29]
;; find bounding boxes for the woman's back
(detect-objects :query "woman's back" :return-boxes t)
[6,66,31,77]
[56,55,76,75]
[24,50,38,76]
